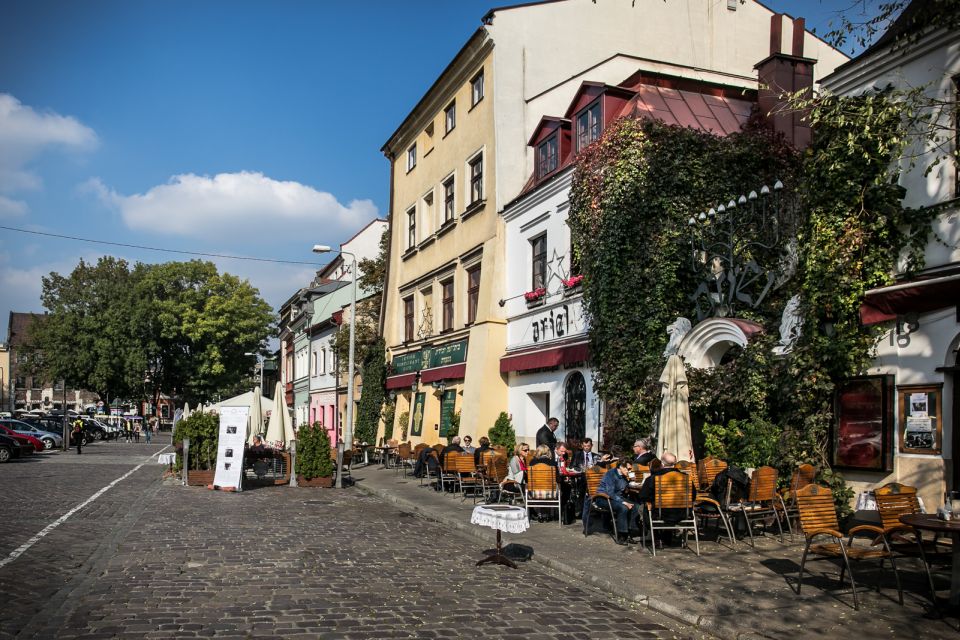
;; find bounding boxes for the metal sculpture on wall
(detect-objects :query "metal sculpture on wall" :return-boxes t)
[687,180,798,320]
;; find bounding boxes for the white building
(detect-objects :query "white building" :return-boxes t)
[820,1,960,508]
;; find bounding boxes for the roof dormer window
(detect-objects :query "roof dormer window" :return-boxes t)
[536,134,559,180]
[575,99,602,152]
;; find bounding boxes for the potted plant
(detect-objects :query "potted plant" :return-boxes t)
[173,411,219,486]
[524,287,547,307]
[561,274,584,295]
[295,421,335,487]
[398,411,409,441]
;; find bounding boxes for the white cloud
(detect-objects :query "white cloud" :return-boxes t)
[0,93,99,197]
[88,171,378,241]
[0,195,27,217]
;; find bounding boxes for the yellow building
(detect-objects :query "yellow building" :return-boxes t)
[379,0,848,445]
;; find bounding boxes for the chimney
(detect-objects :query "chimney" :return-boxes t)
[754,14,816,149]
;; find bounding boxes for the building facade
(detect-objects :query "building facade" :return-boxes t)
[380,0,846,444]
[820,3,960,508]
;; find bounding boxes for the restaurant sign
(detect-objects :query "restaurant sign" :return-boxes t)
[391,339,468,374]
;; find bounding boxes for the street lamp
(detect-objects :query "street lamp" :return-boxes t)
[244,352,265,398]
[312,243,357,490]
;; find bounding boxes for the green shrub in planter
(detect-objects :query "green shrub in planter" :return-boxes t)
[296,422,334,480]
[489,412,516,456]
[173,411,219,471]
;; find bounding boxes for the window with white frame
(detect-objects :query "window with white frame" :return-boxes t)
[445,101,456,134]
[407,206,416,249]
[469,153,483,204]
[407,143,417,171]
[471,70,484,106]
[443,176,455,223]
[576,99,602,151]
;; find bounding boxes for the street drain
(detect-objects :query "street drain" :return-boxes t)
[302,500,333,506]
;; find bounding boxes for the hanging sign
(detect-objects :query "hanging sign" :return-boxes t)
[392,339,469,374]
[214,406,249,489]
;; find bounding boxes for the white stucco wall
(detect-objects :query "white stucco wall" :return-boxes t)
[507,367,599,445]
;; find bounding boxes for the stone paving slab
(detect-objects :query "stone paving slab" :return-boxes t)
[351,464,960,639]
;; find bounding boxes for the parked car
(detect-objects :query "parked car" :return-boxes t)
[80,417,108,441]
[0,433,21,462]
[0,418,63,450]
[0,424,43,452]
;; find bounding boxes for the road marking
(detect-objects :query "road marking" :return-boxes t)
[151,444,172,458]
[0,462,147,570]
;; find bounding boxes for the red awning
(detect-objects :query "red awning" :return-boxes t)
[420,363,466,383]
[500,341,589,373]
[385,373,418,390]
[860,273,960,325]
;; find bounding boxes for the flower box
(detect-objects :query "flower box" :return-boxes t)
[186,469,215,486]
[297,475,334,487]
[524,287,547,307]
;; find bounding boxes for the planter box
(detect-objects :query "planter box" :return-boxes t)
[525,297,546,309]
[297,475,334,488]
[563,284,582,297]
[187,469,215,486]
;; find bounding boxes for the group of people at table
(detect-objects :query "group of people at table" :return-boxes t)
[424,417,693,545]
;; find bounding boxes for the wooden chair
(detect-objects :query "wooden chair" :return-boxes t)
[526,463,561,526]
[420,450,439,488]
[494,457,523,505]
[338,450,353,483]
[644,469,699,556]
[456,454,484,503]
[874,482,941,601]
[697,457,727,492]
[780,463,816,536]
[727,466,784,546]
[795,484,902,610]
[678,461,736,547]
[396,442,413,475]
[582,466,621,543]
[440,451,461,493]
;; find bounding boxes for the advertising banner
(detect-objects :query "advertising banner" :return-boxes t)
[214,406,249,489]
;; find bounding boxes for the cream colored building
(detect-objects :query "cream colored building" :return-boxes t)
[379,0,847,444]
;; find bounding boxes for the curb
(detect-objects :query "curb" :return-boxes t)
[353,479,777,640]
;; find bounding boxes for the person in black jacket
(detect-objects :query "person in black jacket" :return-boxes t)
[439,436,464,468]
[572,438,611,469]
[535,418,559,452]
[473,436,492,466]
[632,438,656,465]
[636,452,695,545]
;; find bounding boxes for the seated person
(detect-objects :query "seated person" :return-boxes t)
[572,438,611,469]
[461,435,476,454]
[473,436,492,466]
[594,460,640,543]
[247,435,269,456]
[439,436,464,469]
[632,438,657,465]
[505,442,529,484]
[555,443,581,524]
[412,445,438,478]
[635,452,696,544]
[529,444,555,467]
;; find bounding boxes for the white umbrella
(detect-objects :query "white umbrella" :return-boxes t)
[656,354,693,462]
[248,387,264,445]
[182,402,191,420]
[265,381,292,448]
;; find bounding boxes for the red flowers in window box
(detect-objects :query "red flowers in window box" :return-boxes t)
[524,287,547,302]
[562,274,584,289]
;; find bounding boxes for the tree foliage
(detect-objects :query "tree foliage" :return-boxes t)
[296,421,335,479]
[173,410,219,471]
[354,337,386,445]
[488,412,516,455]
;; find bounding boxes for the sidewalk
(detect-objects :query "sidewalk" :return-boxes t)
[351,464,957,640]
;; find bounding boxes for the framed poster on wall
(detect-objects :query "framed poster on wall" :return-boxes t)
[411,392,425,437]
[439,390,457,437]
[898,383,943,455]
[833,375,894,471]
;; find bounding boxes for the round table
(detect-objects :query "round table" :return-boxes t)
[900,513,960,605]
[157,452,176,466]
[470,504,529,568]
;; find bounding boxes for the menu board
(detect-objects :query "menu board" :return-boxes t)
[214,406,249,489]
[898,384,942,455]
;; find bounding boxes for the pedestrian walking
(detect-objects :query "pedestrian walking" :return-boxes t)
[72,418,84,455]
[146,418,155,444]
[134,422,141,443]
[124,420,132,442]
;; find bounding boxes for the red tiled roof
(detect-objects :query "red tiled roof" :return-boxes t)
[621,85,751,137]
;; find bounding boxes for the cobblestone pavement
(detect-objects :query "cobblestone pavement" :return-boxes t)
[0,441,704,639]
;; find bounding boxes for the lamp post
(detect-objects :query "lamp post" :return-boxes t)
[312,244,357,490]
[244,352,265,398]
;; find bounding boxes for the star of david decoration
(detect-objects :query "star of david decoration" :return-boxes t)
[417,307,434,340]
[545,248,569,290]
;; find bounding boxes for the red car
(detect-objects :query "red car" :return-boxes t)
[0,424,43,452]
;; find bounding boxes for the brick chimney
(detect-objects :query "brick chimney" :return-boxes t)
[754,14,816,149]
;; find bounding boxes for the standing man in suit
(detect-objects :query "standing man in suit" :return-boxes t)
[536,417,560,452]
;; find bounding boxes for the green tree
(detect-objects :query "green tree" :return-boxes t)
[296,421,334,480]
[488,412,516,455]
[354,337,387,445]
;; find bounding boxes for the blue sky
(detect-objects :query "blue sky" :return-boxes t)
[0,0,873,339]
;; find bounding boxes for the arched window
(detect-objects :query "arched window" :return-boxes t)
[564,371,586,442]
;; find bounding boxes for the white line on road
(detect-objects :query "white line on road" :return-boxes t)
[0,462,147,570]
[151,444,172,458]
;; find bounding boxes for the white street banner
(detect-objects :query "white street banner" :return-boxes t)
[214,406,249,489]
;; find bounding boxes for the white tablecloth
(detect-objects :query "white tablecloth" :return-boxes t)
[157,453,176,465]
[471,504,529,534]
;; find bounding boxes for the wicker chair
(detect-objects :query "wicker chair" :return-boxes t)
[644,469,699,556]
[795,484,902,610]
[874,482,942,602]
[727,466,784,546]
[526,463,561,526]
[582,466,621,543]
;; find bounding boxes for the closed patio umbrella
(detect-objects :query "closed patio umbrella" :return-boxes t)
[248,388,264,445]
[656,354,693,462]
[182,402,191,420]
[265,381,292,448]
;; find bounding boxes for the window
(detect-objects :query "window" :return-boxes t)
[319,349,326,375]
[443,177,455,223]
[442,279,454,332]
[444,101,456,134]
[467,266,481,324]
[576,100,602,151]
[404,296,415,342]
[312,352,318,376]
[14,376,25,389]
[407,207,416,249]
[407,143,417,171]
[531,234,547,289]
[469,154,483,204]
[471,70,484,106]
[537,135,558,179]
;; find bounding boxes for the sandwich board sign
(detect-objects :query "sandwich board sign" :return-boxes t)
[214,406,248,490]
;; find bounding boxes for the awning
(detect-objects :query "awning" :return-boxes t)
[420,363,466,383]
[500,341,589,373]
[860,273,960,325]
[385,373,418,390]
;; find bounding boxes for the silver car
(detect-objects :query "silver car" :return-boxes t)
[0,418,63,450]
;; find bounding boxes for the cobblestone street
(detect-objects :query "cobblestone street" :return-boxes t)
[0,440,702,639]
